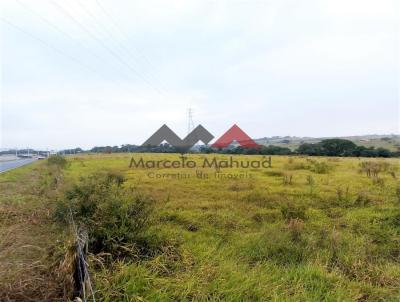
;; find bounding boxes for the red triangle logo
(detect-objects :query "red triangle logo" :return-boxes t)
[211,124,259,148]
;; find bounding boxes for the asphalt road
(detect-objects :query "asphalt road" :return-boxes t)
[0,158,37,173]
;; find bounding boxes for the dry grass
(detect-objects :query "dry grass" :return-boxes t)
[0,164,67,301]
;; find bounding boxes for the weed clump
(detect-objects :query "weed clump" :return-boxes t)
[104,170,126,186]
[38,155,68,195]
[280,202,307,221]
[396,186,400,204]
[388,166,397,179]
[359,161,390,178]
[252,209,282,223]
[285,159,309,171]
[310,161,332,174]
[243,191,275,207]
[287,218,305,242]
[372,176,385,187]
[228,180,254,191]
[47,155,68,169]
[282,173,293,185]
[264,169,284,177]
[306,175,315,186]
[335,186,352,206]
[355,191,373,206]
[55,172,155,259]
[242,225,308,266]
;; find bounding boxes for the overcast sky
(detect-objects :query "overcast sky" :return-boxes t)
[1,0,399,149]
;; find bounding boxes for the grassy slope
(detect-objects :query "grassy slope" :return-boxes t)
[62,154,400,301]
[0,161,65,301]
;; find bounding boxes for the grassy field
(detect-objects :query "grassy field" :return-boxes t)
[1,153,400,301]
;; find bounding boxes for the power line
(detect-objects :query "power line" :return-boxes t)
[14,0,138,84]
[51,0,165,96]
[75,0,161,88]
[1,17,134,93]
[93,0,170,92]
[94,1,154,65]
[3,18,97,77]
[14,0,95,60]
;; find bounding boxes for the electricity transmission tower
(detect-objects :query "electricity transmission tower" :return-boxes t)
[187,108,195,135]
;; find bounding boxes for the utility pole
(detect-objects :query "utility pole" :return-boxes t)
[187,108,195,135]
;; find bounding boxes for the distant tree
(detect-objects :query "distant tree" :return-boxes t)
[260,145,292,155]
[296,139,396,158]
[376,147,391,158]
[244,147,259,155]
[319,139,357,156]
[199,146,214,154]
[84,138,398,157]
[297,143,323,156]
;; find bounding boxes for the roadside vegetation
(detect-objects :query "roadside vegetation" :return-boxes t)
[0,157,67,300]
[1,153,399,301]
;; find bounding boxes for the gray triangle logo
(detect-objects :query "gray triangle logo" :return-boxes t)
[142,124,214,153]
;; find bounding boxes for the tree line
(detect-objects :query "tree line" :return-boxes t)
[84,139,398,158]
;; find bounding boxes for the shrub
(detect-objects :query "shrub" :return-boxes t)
[90,190,154,256]
[47,155,68,169]
[104,170,126,186]
[55,172,155,258]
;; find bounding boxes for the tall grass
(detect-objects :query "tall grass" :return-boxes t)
[2,154,400,301]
